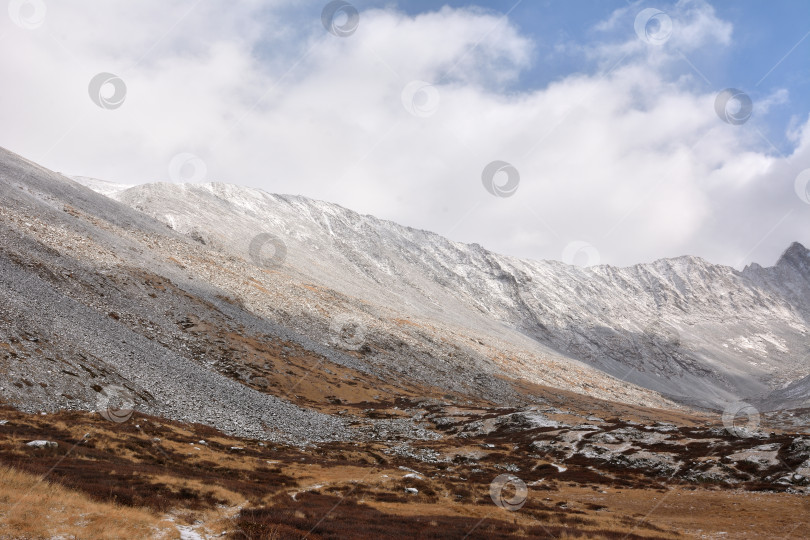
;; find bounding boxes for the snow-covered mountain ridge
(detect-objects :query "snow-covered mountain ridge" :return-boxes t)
[2,145,684,446]
[98,180,810,410]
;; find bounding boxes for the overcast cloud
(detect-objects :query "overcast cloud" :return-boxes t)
[1,0,809,268]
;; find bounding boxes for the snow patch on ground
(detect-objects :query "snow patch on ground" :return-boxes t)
[176,525,205,540]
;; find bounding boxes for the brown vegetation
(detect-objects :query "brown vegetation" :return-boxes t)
[0,464,178,539]
[0,404,807,539]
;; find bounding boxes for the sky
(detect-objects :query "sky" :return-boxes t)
[1,0,809,269]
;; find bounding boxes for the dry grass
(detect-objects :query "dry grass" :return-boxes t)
[0,465,178,539]
[147,473,245,506]
[0,394,806,540]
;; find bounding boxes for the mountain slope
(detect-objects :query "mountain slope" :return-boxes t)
[0,146,676,449]
[0,148,354,442]
[103,181,810,410]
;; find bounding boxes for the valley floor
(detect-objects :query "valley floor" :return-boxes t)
[0,403,808,539]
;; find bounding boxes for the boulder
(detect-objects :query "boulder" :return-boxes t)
[26,440,58,449]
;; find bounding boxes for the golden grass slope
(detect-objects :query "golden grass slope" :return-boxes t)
[0,465,178,539]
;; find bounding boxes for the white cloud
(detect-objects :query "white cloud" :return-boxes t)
[1,0,807,269]
[594,0,732,51]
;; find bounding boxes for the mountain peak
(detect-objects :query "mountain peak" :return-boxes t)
[776,241,809,269]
